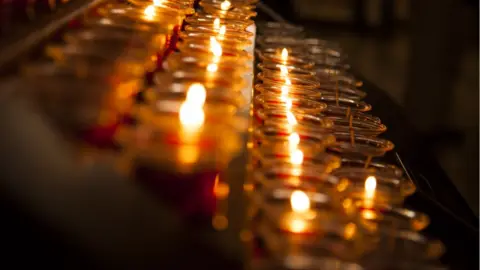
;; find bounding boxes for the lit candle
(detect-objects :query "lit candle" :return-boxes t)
[178,83,207,164]
[213,17,221,30]
[143,4,156,21]
[281,48,288,65]
[220,0,231,11]
[362,176,377,219]
[282,190,315,233]
[218,25,226,38]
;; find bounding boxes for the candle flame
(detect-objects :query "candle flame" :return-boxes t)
[219,25,226,36]
[185,83,207,107]
[281,48,289,62]
[285,78,292,85]
[286,111,297,126]
[288,132,300,146]
[220,0,231,10]
[210,37,223,58]
[153,0,163,6]
[286,98,293,110]
[290,149,304,165]
[365,176,377,199]
[290,190,310,213]
[143,5,156,20]
[279,65,289,77]
[281,85,289,97]
[213,18,220,29]
[207,63,218,72]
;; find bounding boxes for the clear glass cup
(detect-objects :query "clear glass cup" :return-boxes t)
[254,94,328,115]
[327,132,394,159]
[258,74,320,90]
[254,108,332,129]
[252,124,336,149]
[257,62,316,80]
[254,83,322,99]
[333,167,416,205]
[320,96,372,112]
[329,117,387,137]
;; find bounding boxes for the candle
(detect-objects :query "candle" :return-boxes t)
[361,176,377,219]
[178,83,206,164]
[281,190,315,233]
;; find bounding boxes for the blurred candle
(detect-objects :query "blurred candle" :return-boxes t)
[282,190,314,233]
[362,176,377,219]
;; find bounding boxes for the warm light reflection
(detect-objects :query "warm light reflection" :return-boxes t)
[281,85,289,97]
[288,132,300,146]
[365,176,377,199]
[281,48,289,62]
[207,63,218,72]
[290,190,310,213]
[279,65,289,77]
[178,144,200,164]
[220,0,231,10]
[362,176,378,219]
[210,37,223,58]
[285,78,292,85]
[286,98,293,110]
[286,111,297,126]
[143,5,156,20]
[213,18,220,29]
[219,25,226,36]
[185,83,207,107]
[179,83,206,130]
[288,218,307,233]
[153,0,163,6]
[290,149,304,165]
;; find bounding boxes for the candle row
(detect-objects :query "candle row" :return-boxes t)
[249,22,445,269]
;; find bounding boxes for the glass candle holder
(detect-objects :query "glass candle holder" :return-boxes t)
[333,168,416,205]
[93,2,187,32]
[257,73,320,91]
[257,75,320,92]
[155,69,247,92]
[184,15,254,30]
[327,132,394,158]
[253,83,321,99]
[365,229,445,263]
[329,117,387,137]
[320,96,372,112]
[256,36,307,49]
[338,157,403,178]
[315,84,367,101]
[308,45,347,67]
[165,51,250,73]
[252,124,336,149]
[199,0,257,10]
[343,199,430,232]
[45,43,149,81]
[323,105,381,123]
[63,27,164,57]
[199,2,257,19]
[184,24,254,39]
[176,40,253,59]
[258,22,305,37]
[315,66,363,88]
[254,94,328,115]
[257,62,316,80]
[259,53,315,70]
[254,108,332,129]
[188,11,255,25]
[178,33,252,50]
[255,197,370,264]
[256,46,310,60]
[251,143,341,173]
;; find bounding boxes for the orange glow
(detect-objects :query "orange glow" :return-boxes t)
[281,85,289,97]
[207,63,218,72]
[281,48,289,62]
[143,5,156,20]
[153,0,163,6]
[290,149,304,165]
[213,18,220,29]
[286,111,297,126]
[210,37,223,58]
[288,132,300,146]
[219,25,226,36]
[290,190,310,213]
[279,65,289,77]
[285,78,292,86]
[185,83,206,106]
[365,176,377,199]
[220,0,231,10]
